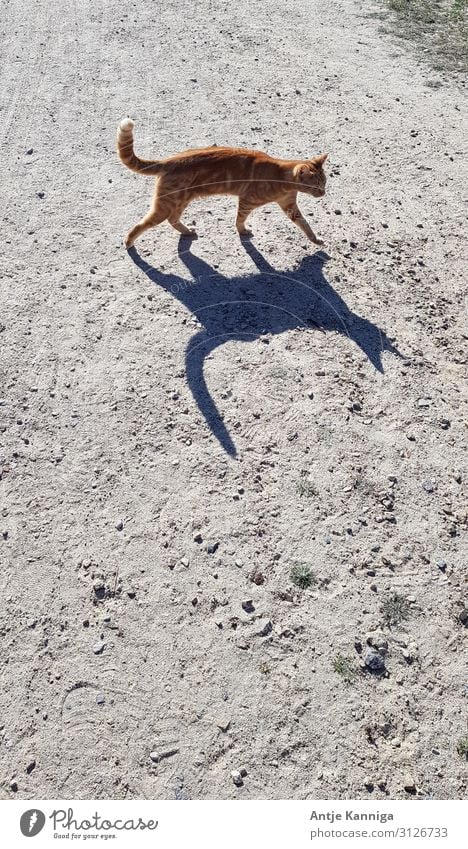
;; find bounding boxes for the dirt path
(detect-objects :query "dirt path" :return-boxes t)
[1,0,467,800]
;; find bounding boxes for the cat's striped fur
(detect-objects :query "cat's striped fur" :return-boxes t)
[117,119,327,248]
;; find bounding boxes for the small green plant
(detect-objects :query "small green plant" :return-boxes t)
[457,735,468,759]
[296,471,317,498]
[382,592,411,626]
[333,653,359,684]
[377,0,468,75]
[290,562,316,589]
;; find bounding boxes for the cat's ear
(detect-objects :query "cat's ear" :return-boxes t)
[294,164,310,177]
[312,154,328,166]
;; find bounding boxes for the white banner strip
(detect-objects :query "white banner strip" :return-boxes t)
[1,799,466,848]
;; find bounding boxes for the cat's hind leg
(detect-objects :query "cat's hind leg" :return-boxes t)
[125,204,169,248]
[236,199,258,236]
[168,204,197,237]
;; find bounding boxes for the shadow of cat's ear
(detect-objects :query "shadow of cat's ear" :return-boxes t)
[315,250,330,262]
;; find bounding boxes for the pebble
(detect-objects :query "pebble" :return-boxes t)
[10,780,18,792]
[422,480,434,493]
[417,398,431,408]
[403,775,417,794]
[207,542,219,554]
[93,581,106,599]
[26,760,36,774]
[93,642,104,655]
[458,609,468,627]
[366,630,388,654]
[36,191,45,199]
[241,600,255,613]
[364,648,386,674]
[26,148,33,155]
[150,748,179,764]
[254,618,272,637]
[216,715,231,732]
[115,520,124,531]
[96,692,105,705]
[231,769,243,787]
[250,570,264,585]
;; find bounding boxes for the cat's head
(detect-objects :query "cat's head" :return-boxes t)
[294,154,328,197]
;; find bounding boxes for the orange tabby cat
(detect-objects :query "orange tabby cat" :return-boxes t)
[117,118,327,248]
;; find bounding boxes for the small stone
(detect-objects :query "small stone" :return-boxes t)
[458,609,468,627]
[241,600,255,613]
[115,520,124,531]
[422,480,434,493]
[380,221,388,228]
[26,760,36,774]
[254,618,272,637]
[364,648,386,674]
[417,398,431,408]
[93,642,104,655]
[366,631,388,654]
[26,148,33,155]
[93,581,106,600]
[207,542,219,554]
[231,769,243,787]
[250,570,264,585]
[436,559,447,571]
[180,557,189,567]
[216,716,231,732]
[150,748,179,764]
[193,533,203,543]
[403,775,417,794]
[235,559,243,568]
[334,209,342,215]
[364,777,374,791]
[96,692,105,705]
[36,191,45,199]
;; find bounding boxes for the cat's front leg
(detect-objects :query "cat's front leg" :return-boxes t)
[279,200,324,245]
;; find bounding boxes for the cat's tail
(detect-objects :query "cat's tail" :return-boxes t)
[117,119,164,175]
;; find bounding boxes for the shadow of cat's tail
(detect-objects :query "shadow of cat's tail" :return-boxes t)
[185,331,237,458]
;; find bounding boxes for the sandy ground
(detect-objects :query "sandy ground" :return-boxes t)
[1,0,467,800]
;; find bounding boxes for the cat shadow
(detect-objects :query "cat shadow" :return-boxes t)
[127,239,402,457]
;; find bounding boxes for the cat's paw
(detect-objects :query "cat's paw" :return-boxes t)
[313,238,324,246]
[238,228,253,238]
